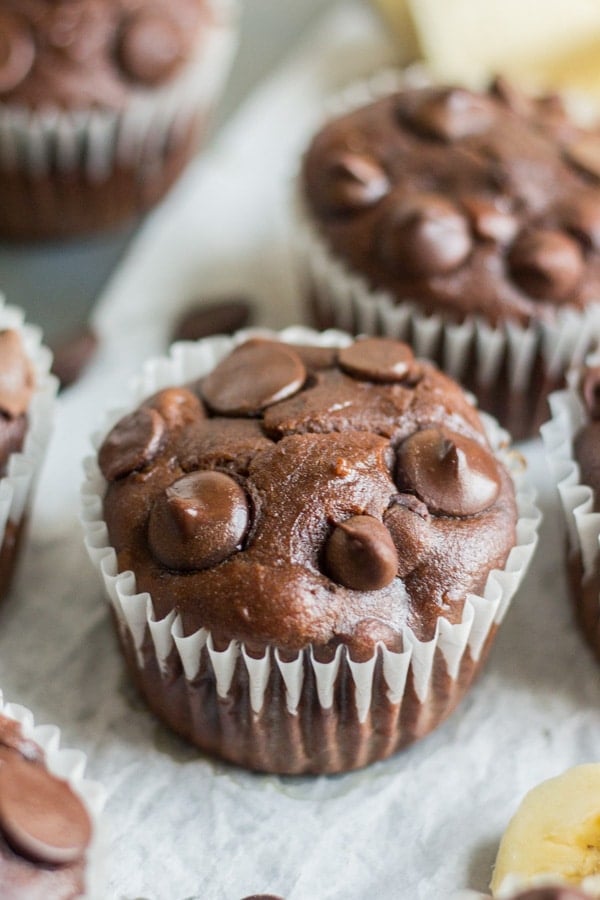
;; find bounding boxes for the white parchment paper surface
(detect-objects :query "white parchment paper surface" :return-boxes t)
[0,5,598,899]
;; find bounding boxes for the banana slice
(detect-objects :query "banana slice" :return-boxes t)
[492,765,600,897]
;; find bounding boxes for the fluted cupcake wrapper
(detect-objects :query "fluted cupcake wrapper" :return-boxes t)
[0,693,106,899]
[0,297,57,598]
[293,66,600,441]
[81,327,540,773]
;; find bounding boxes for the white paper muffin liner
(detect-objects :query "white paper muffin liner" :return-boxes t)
[294,67,600,439]
[0,692,106,899]
[81,326,540,772]
[0,297,57,593]
[0,0,238,180]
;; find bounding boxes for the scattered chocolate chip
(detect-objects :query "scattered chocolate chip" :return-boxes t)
[144,386,205,428]
[316,152,389,215]
[399,87,494,142]
[0,330,34,419]
[50,327,98,390]
[508,229,583,301]
[559,193,600,250]
[118,11,183,85]
[171,298,253,344]
[202,340,307,416]
[324,515,398,591]
[461,195,519,243]
[565,135,600,180]
[0,13,35,94]
[148,470,250,571]
[384,494,431,577]
[0,756,91,865]
[99,407,165,481]
[396,429,501,517]
[338,337,415,383]
[581,365,600,420]
[378,193,472,277]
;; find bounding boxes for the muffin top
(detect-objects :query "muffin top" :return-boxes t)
[0,0,210,110]
[100,336,517,659]
[0,330,34,477]
[0,713,92,899]
[302,79,600,327]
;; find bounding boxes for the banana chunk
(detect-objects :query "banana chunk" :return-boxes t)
[492,766,600,897]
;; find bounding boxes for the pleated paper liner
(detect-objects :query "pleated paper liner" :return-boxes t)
[82,327,540,774]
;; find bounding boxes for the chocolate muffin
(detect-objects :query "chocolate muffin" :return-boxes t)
[0,308,56,601]
[83,329,539,774]
[298,73,600,439]
[0,0,238,239]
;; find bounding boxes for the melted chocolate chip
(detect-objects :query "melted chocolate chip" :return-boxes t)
[396,429,501,517]
[118,11,183,85]
[99,407,165,481]
[0,13,35,94]
[338,338,415,383]
[171,298,253,344]
[581,365,600,420]
[565,135,600,180]
[316,153,390,215]
[378,194,472,277]
[384,494,431,577]
[0,756,91,866]
[0,330,34,419]
[399,87,494,142]
[202,340,307,416]
[148,471,250,571]
[508,229,583,301]
[461,195,519,244]
[145,387,204,429]
[324,515,398,591]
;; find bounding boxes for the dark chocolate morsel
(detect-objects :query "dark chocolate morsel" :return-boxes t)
[148,470,250,571]
[171,298,253,344]
[398,87,494,141]
[338,338,414,383]
[50,327,98,390]
[396,428,501,517]
[560,193,600,251]
[315,152,390,215]
[144,386,204,428]
[378,193,472,277]
[508,229,583,301]
[0,329,34,419]
[118,11,183,85]
[582,365,600,420]
[565,135,600,180]
[384,494,431,577]
[99,407,165,481]
[0,13,35,94]
[202,340,307,416]
[324,515,398,591]
[461,195,519,244]
[0,756,91,865]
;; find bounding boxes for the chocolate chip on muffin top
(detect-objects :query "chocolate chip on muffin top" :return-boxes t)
[100,336,517,659]
[302,80,600,327]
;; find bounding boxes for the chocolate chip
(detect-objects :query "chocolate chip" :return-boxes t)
[399,87,495,142]
[338,337,415,383]
[560,193,600,250]
[0,330,34,419]
[50,327,98,390]
[99,407,165,481]
[0,756,91,865]
[508,229,583,301]
[396,429,501,517]
[0,13,35,94]
[461,195,519,244]
[378,194,472,277]
[581,366,600,420]
[316,153,389,215]
[324,515,398,591]
[144,387,204,428]
[148,471,250,571]
[171,299,254,344]
[565,135,600,180]
[202,340,307,416]
[118,11,183,85]
[384,494,431,577]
